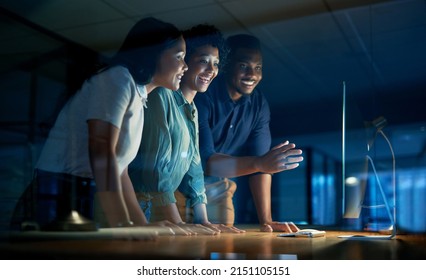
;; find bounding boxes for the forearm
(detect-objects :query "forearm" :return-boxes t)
[192,203,209,224]
[159,203,184,224]
[93,161,131,227]
[121,170,148,226]
[249,173,273,224]
[205,142,304,178]
[88,120,132,227]
[205,153,261,178]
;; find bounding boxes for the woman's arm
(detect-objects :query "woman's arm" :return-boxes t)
[192,203,245,233]
[120,168,149,226]
[88,119,134,227]
[158,203,184,224]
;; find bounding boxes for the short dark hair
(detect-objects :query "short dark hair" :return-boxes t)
[223,34,261,72]
[183,24,228,70]
[227,34,261,56]
[113,17,182,84]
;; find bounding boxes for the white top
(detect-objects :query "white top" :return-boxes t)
[37,66,147,178]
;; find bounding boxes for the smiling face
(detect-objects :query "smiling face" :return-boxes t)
[180,45,220,94]
[151,36,188,91]
[226,47,263,101]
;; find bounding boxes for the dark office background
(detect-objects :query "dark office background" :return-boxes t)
[1,0,425,233]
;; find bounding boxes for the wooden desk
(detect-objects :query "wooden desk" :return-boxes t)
[1,227,426,260]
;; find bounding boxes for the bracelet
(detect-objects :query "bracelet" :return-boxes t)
[116,220,134,227]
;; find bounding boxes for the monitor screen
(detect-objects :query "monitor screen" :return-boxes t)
[340,81,396,238]
[341,81,370,219]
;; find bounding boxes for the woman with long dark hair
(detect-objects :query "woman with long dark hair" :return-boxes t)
[14,17,189,235]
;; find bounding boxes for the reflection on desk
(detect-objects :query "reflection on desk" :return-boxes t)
[1,226,425,260]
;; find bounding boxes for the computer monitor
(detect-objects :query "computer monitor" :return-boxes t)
[340,81,396,239]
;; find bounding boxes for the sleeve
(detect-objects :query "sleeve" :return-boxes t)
[194,93,216,170]
[87,67,133,129]
[246,93,272,156]
[136,88,177,206]
[177,146,207,207]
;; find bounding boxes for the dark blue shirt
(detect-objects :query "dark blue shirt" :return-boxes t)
[194,75,272,171]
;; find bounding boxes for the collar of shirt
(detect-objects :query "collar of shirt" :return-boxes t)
[173,89,189,107]
[173,89,196,121]
[136,84,148,108]
[215,75,251,106]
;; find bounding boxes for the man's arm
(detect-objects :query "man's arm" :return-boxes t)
[205,141,304,178]
[249,173,272,225]
[248,173,300,232]
[205,141,303,233]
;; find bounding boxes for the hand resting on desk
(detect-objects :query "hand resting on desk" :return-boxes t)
[261,221,300,233]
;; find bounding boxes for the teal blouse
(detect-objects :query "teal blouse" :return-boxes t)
[130,87,207,207]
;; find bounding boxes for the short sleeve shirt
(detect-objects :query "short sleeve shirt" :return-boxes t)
[36,66,146,178]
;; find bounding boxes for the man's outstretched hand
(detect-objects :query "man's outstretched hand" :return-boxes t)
[256,141,304,174]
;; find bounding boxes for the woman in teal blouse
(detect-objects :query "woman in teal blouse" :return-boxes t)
[130,24,244,234]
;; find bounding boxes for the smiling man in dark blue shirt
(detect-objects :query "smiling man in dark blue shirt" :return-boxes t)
[193,34,304,232]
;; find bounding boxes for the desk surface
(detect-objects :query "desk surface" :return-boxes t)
[1,226,426,260]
